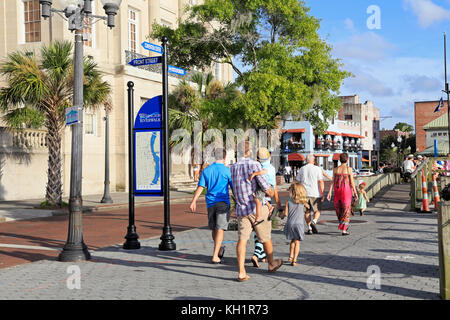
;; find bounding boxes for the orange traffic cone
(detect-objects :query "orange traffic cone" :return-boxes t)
[421,170,432,213]
[432,173,440,211]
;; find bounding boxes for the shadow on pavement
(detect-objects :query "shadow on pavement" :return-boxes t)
[370,248,438,257]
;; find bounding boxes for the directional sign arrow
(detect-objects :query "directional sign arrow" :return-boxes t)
[141,41,163,54]
[129,56,162,67]
[168,65,186,76]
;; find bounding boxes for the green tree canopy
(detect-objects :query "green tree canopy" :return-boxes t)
[151,0,350,131]
[393,122,413,132]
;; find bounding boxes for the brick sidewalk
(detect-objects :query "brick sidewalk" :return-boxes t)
[0,184,441,300]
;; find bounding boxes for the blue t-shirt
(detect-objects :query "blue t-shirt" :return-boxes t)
[261,161,276,187]
[198,162,233,208]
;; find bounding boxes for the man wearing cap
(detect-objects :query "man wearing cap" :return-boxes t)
[402,155,416,175]
[231,141,283,282]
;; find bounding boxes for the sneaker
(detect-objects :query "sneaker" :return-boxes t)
[310,221,319,234]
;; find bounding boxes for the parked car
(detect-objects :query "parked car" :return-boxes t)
[358,169,374,176]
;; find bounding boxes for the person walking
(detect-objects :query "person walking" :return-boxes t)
[327,153,358,235]
[354,182,370,216]
[231,141,283,282]
[284,165,292,183]
[279,181,307,267]
[296,154,324,235]
[249,147,283,268]
[190,148,232,264]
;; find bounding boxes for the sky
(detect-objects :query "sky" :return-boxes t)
[306,0,450,131]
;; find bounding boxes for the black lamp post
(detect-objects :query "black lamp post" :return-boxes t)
[101,104,113,204]
[39,0,122,262]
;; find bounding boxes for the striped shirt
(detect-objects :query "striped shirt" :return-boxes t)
[230,157,272,217]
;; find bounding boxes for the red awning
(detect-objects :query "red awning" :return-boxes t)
[362,158,370,162]
[324,131,342,136]
[342,133,365,139]
[288,153,306,161]
[283,129,306,133]
[332,153,342,161]
[314,154,330,157]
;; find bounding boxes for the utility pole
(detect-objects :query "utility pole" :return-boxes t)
[444,33,450,153]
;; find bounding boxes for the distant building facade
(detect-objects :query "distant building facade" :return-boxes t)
[414,100,449,153]
[419,113,449,156]
[338,94,380,165]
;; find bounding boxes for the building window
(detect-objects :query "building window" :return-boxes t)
[365,131,368,137]
[84,111,97,135]
[128,8,139,53]
[161,19,172,28]
[345,115,353,120]
[439,132,443,137]
[83,2,94,47]
[24,0,41,43]
[365,115,368,121]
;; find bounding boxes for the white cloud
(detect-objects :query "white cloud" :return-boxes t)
[404,74,442,92]
[344,18,355,31]
[333,31,396,62]
[345,71,394,97]
[403,0,450,28]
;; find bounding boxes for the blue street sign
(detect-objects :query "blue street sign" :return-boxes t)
[168,65,186,76]
[65,106,80,125]
[141,41,163,54]
[134,96,163,197]
[128,56,162,67]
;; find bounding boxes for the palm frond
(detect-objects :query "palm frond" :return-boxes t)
[2,106,45,130]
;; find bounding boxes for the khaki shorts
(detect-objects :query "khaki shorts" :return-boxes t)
[305,197,322,213]
[237,205,271,243]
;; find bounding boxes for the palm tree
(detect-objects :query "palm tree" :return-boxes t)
[0,41,110,206]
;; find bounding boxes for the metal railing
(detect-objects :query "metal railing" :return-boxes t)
[409,157,450,211]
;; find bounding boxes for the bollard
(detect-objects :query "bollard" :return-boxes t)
[438,202,450,300]
[421,170,432,213]
[433,174,440,211]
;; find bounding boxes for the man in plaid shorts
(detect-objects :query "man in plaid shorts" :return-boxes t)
[231,141,284,282]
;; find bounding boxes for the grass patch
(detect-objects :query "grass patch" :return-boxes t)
[39,200,68,209]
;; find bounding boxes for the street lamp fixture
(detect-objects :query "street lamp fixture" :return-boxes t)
[39,0,122,262]
[101,0,122,28]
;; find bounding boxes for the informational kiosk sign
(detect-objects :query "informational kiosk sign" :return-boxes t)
[134,96,163,196]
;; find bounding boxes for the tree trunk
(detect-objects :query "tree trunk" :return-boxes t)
[45,118,63,206]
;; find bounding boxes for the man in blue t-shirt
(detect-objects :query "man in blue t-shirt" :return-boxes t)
[189,148,233,264]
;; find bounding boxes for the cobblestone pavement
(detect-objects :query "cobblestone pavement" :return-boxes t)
[0,184,440,300]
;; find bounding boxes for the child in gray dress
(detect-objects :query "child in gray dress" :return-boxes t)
[280,181,308,266]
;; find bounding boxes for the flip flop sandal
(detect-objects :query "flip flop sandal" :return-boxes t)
[218,246,225,259]
[251,256,260,268]
[237,275,251,282]
[268,259,284,273]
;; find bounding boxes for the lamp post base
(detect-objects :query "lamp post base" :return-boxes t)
[100,196,113,203]
[58,243,91,262]
[123,226,140,250]
[159,229,176,251]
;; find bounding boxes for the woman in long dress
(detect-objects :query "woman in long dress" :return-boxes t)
[327,153,358,235]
